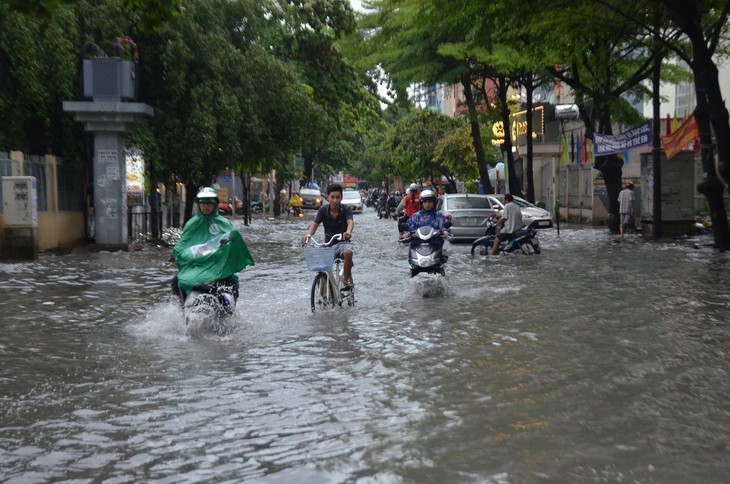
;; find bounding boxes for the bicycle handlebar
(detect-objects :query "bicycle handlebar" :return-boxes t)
[303,233,345,247]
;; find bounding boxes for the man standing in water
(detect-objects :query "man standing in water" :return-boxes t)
[618,181,635,237]
[301,184,354,290]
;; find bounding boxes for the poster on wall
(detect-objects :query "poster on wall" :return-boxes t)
[125,148,145,205]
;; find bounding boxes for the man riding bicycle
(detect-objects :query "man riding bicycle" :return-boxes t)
[300,183,354,290]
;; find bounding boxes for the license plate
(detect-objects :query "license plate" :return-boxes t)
[538,220,551,227]
[460,217,480,226]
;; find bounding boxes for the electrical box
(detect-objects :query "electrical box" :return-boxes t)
[2,176,38,227]
[83,58,135,101]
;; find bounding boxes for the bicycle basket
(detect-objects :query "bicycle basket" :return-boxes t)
[303,246,336,271]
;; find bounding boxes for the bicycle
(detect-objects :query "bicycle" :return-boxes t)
[302,234,355,313]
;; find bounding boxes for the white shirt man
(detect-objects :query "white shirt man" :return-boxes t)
[491,193,523,255]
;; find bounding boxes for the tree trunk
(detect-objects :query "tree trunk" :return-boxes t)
[663,0,730,247]
[183,182,197,225]
[303,154,315,187]
[594,154,623,233]
[461,74,493,194]
[694,68,730,248]
[651,21,663,238]
[275,169,286,217]
[239,172,249,226]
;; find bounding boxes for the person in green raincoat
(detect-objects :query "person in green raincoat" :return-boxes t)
[171,187,255,303]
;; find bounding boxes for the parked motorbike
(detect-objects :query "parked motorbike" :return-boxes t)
[250,200,263,214]
[470,215,541,256]
[218,196,244,215]
[399,222,452,277]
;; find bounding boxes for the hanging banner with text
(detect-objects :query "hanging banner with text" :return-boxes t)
[593,120,652,156]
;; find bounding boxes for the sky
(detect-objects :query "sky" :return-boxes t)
[349,0,365,12]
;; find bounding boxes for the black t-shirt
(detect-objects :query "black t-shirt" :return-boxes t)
[314,204,353,240]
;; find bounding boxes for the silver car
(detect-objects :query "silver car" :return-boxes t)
[436,194,498,241]
[341,189,363,213]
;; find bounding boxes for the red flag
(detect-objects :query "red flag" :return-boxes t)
[661,114,698,159]
[665,113,671,135]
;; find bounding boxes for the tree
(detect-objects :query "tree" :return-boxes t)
[388,109,463,185]
[269,0,378,187]
[1,0,181,31]
[0,5,84,161]
[357,0,495,193]
[528,0,655,232]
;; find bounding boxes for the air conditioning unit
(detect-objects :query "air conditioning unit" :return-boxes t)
[83,58,135,101]
[555,104,579,120]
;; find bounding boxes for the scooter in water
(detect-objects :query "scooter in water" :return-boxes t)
[288,205,304,218]
[174,230,253,335]
[470,215,541,256]
[183,280,236,333]
[399,222,452,277]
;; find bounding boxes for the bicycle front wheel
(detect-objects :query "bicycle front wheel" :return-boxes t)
[311,272,335,313]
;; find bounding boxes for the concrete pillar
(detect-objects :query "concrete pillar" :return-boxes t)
[9,151,23,176]
[63,101,153,251]
[45,154,58,212]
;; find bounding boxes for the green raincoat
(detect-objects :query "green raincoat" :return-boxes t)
[173,212,255,294]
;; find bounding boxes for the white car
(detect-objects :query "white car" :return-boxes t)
[487,195,554,230]
[341,190,363,213]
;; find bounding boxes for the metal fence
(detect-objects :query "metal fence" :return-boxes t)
[56,159,83,211]
[23,154,48,211]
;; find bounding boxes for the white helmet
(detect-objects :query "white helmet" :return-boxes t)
[196,186,219,204]
[420,189,436,201]
[409,183,419,192]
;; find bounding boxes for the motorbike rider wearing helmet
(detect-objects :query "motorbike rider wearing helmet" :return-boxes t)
[171,187,254,302]
[406,188,450,234]
[301,183,355,290]
[288,191,304,216]
[397,183,421,219]
[490,192,523,255]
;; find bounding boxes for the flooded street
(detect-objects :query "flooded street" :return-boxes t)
[1,209,729,483]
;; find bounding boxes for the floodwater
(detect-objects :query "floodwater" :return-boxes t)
[1,209,728,483]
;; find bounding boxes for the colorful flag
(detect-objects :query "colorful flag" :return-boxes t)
[661,113,698,159]
[665,113,671,135]
[570,131,575,163]
[672,114,679,133]
[624,150,630,165]
[586,138,594,164]
[580,132,586,164]
[561,134,570,165]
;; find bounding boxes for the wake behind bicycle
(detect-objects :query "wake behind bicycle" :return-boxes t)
[302,234,355,313]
